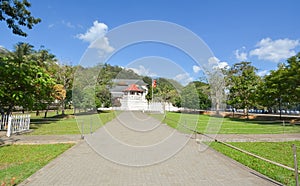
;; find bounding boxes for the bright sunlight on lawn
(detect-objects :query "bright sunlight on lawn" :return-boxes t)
[29,110,117,135]
[164,112,300,134]
[209,141,300,186]
[0,144,74,185]
[161,112,300,185]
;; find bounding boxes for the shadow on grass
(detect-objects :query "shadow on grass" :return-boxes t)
[31,114,73,123]
[29,114,76,131]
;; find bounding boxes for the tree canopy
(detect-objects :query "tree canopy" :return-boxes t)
[225,62,261,117]
[0,0,41,37]
[0,43,56,114]
[257,52,300,116]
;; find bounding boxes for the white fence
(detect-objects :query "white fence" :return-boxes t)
[0,114,30,137]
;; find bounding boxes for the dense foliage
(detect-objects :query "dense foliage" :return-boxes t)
[0,43,57,115]
[0,0,41,37]
[225,53,300,116]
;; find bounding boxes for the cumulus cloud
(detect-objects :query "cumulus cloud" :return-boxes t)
[128,65,157,77]
[208,56,219,64]
[257,70,269,77]
[208,56,229,69]
[77,20,114,55]
[249,38,299,62]
[192,65,201,73]
[77,20,108,42]
[90,37,114,53]
[235,49,248,61]
[218,62,229,69]
[174,73,193,86]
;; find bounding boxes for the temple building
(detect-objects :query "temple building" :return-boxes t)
[109,79,177,112]
[110,79,149,110]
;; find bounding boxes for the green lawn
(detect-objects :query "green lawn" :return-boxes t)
[209,141,300,186]
[29,111,117,135]
[0,144,73,185]
[163,112,300,134]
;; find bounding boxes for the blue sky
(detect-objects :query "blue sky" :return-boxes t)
[1,0,299,84]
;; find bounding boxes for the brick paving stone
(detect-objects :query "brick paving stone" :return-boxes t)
[17,111,282,186]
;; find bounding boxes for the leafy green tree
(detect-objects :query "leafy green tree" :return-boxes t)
[55,64,75,115]
[0,55,55,114]
[257,64,287,116]
[193,81,211,110]
[0,43,56,115]
[181,81,211,110]
[181,83,199,110]
[95,85,111,108]
[285,52,300,104]
[225,62,260,118]
[154,78,181,106]
[72,66,97,112]
[0,0,41,37]
[33,47,58,74]
[257,52,300,118]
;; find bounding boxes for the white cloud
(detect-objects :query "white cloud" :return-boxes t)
[62,20,75,28]
[235,49,248,61]
[90,37,114,53]
[77,20,114,55]
[257,70,269,77]
[48,24,54,28]
[208,56,219,64]
[128,65,157,77]
[208,56,229,69]
[218,62,229,69]
[249,38,299,62]
[174,73,193,86]
[77,20,108,42]
[192,65,201,73]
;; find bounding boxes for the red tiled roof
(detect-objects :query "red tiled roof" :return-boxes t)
[123,84,143,92]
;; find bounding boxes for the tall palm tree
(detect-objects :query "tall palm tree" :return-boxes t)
[12,42,34,66]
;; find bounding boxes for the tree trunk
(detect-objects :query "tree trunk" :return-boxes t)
[36,110,40,116]
[44,105,49,118]
[7,105,13,116]
[215,102,220,115]
[245,108,249,119]
[62,100,65,115]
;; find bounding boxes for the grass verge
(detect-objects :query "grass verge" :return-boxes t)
[29,111,117,135]
[0,143,74,185]
[164,112,300,134]
[209,141,300,185]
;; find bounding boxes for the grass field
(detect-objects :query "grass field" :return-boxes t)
[209,141,300,186]
[163,112,300,134]
[0,144,74,185]
[29,110,117,135]
[161,112,300,185]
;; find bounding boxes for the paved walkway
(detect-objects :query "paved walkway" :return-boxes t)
[15,111,282,186]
